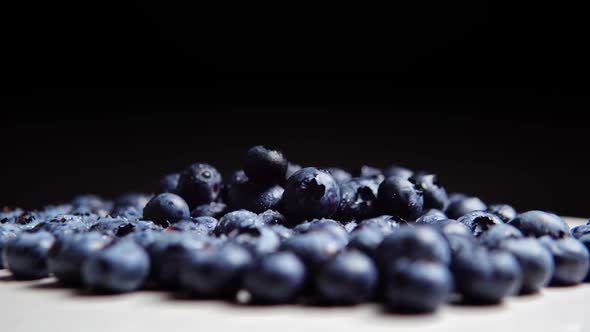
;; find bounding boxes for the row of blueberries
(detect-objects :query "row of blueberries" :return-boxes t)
[1,146,590,313]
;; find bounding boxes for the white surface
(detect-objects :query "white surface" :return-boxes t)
[1,217,588,332]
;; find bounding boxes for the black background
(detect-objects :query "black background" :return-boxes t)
[1,1,588,217]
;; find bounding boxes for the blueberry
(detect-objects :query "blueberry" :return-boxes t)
[258,209,288,226]
[215,210,261,236]
[112,193,152,213]
[82,240,150,293]
[179,242,253,297]
[243,145,288,185]
[228,225,281,256]
[159,173,180,193]
[326,168,352,184]
[508,211,570,239]
[344,221,358,233]
[487,204,517,223]
[347,225,386,257]
[444,196,487,220]
[451,242,522,303]
[357,215,407,233]
[268,224,294,241]
[383,259,453,313]
[2,231,55,279]
[358,165,384,181]
[409,173,448,210]
[166,217,218,235]
[458,211,504,237]
[0,225,19,268]
[571,224,590,239]
[147,233,212,289]
[376,226,451,268]
[47,232,112,286]
[284,167,341,221]
[176,163,222,208]
[479,224,523,247]
[190,202,228,219]
[243,252,306,304]
[293,218,349,247]
[377,176,424,221]
[415,209,448,225]
[539,235,589,286]
[286,163,302,180]
[499,238,554,293]
[110,206,142,220]
[226,170,284,213]
[316,250,378,304]
[71,194,108,215]
[143,193,190,227]
[333,178,379,222]
[431,219,472,239]
[383,165,413,179]
[280,232,345,270]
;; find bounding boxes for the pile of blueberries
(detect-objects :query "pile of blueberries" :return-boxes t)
[2,146,590,313]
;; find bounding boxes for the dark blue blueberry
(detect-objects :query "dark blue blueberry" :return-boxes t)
[215,210,261,236]
[409,173,448,211]
[333,178,379,222]
[0,225,19,268]
[284,167,341,221]
[415,209,448,225]
[167,217,218,236]
[190,202,228,219]
[383,259,453,313]
[458,211,504,237]
[451,242,522,303]
[71,194,107,214]
[358,165,384,182]
[376,226,451,268]
[147,233,212,289]
[377,176,424,221]
[113,193,152,212]
[243,252,306,304]
[89,217,137,235]
[228,225,281,256]
[431,219,472,239]
[383,165,413,179]
[115,220,161,237]
[82,240,150,293]
[126,229,163,249]
[2,231,55,279]
[47,232,112,286]
[258,209,288,226]
[110,206,142,220]
[159,173,180,193]
[179,242,253,297]
[226,170,284,213]
[578,234,590,280]
[444,196,487,220]
[487,204,517,223]
[539,235,589,286]
[244,145,288,185]
[268,224,294,241]
[143,193,190,227]
[357,215,407,233]
[293,218,349,247]
[280,232,345,270]
[508,211,570,239]
[347,225,385,257]
[176,163,222,208]
[286,163,302,180]
[571,224,590,239]
[316,250,378,304]
[326,168,352,184]
[479,224,523,247]
[499,238,554,293]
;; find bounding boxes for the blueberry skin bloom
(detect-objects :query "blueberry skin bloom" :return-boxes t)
[487,204,517,223]
[47,232,112,286]
[316,250,378,304]
[159,173,180,193]
[376,226,451,268]
[284,167,341,221]
[539,235,589,286]
[244,145,288,185]
[409,173,448,211]
[179,243,253,297]
[377,176,424,221]
[444,196,487,220]
[243,252,306,303]
[451,243,522,304]
[176,163,222,209]
[499,238,554,293]
[143,193,190,227]
[2,231,55,279]
[82,240,150,293]
[457,211,505,237]
[383,259,453,313]
[508,211,570,239]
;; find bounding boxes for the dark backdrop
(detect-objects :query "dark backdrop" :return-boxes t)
[1,1,588,217]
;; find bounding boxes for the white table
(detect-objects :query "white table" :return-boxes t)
[1,217,588,332]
